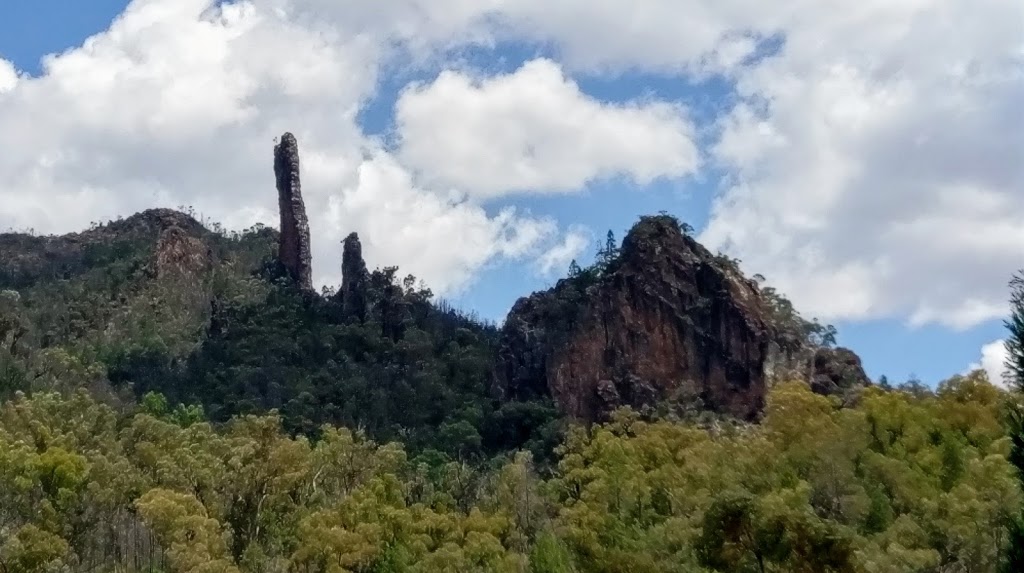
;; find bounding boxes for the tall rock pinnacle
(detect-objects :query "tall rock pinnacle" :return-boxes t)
[274,132,313,291]
[340,232,368,321]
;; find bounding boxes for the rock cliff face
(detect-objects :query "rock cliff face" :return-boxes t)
[274,132,313,291]
[494,215,772,422]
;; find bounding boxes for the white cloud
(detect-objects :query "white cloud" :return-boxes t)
[535,226,590,276]
[0,59,17,93]
[967,340,1011,389]
[695,1,1024,328]
[395,58,699,199]
[0,0,1020,324]
[438,0,1023,328]
[378,0,1021,328]
[487,1,770,74]
[0,0,574,295]
[324,151,556,294]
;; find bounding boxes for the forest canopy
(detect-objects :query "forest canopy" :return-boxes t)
[0,372,1020,573]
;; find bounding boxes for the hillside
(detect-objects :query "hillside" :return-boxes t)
[0,133,853,454]
[0,133,1021,573]
[0,207,557,459]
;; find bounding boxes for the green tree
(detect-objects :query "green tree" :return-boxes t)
[1006,272,1024,390]
[0,525,70,573]
[1004,271,1024,572]
[1005,406,1024,572]
[696,490,790,573]
[530,532,575,573]
[567,260,582,278]
[596,230,619,273]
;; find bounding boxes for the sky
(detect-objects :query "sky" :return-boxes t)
[0,0,1021,387]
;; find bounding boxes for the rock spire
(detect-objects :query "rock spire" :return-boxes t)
[340,232,368,321]
[274,132,313,291]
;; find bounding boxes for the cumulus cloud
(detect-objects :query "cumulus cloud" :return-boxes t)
[0,0,1020,323]
[0,59,17,93]
[487,1,769,74]
[419,0,1023,328]
[0,0,374,231]
[695,1,1024,328]
[535,226,590,276]
[0,0,578,294]
[324,152,557,293]
[473,0,1024,328]
[395,58,699,198]
[967,340,1011,389]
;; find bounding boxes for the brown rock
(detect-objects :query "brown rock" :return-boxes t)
[340,232,368,321]
[152,225,213,280]
[810,347,871,396]
[494,214,772,422]
[274,132,313,290]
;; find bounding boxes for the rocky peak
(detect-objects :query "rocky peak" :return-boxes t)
[494,214,772,422]
[340,232,368,321]
[111,208,207,237]
[0,208,209,289]
[274,132,313,291]
[810,347,871,397]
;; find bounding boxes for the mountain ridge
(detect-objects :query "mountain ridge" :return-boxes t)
[0,133,868,454]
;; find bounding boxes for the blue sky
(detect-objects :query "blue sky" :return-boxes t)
[0,0,127,76]
[0,0,1020,386]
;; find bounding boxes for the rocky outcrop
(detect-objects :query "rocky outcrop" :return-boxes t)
[340,232,368,321]
[810,347,871,396]
[0,290,25,354]
[151,225,213,280]
[494,215,773,422]
[0,209,208,288]
[274,132,313,291]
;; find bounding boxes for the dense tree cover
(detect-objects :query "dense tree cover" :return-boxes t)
[1002,271,1024,572]
[0,375,1019,572]
[0,214,560,461]
[1,212,825,463]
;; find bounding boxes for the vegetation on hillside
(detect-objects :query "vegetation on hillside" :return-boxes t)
[1001,272,1024,572]
[1,211,1022,572]
[0,374,1018,572]
[0,211,561,463]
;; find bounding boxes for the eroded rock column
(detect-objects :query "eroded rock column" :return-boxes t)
[340,232,368,321]
[274,132,313,291]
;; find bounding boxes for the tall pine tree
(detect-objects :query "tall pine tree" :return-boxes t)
[595,230,619,274]
[1004,271,1024,572]
[1007,272,1024,390]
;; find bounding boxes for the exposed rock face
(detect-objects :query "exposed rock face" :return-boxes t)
[494,215,772,422]
[340,232,368,321]
[810,347,871,396]
[274,132,313,291]
[0,290,25,354]
[152,225,213,280]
